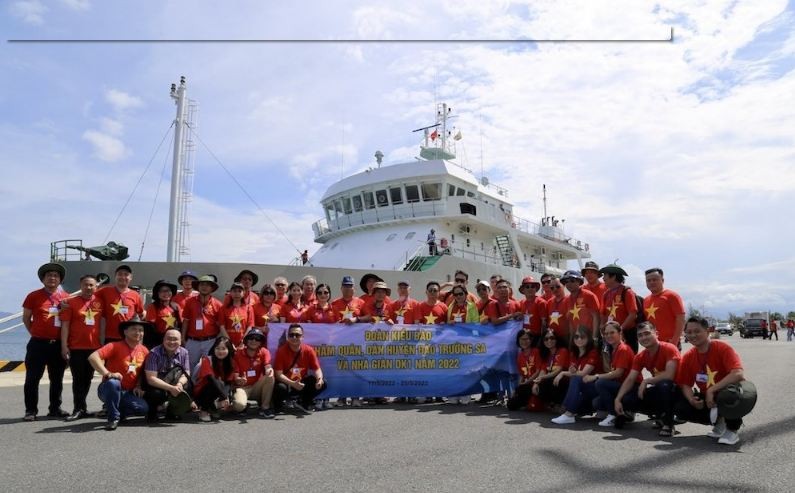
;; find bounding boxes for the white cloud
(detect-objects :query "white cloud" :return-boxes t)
[61,0,90,10]
[9,0,47,25]
[105,89,143,112]
[352,6,418,39]
[82,129,128,162]
[100,117,123,136]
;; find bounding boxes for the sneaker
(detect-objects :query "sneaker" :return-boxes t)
[47,408,70,418]
[718,430,740,445]
[294,402,313,415]
[198,411,211,422]
[65,410,88,422]
[351,398,362,408]
[459,396,471,405]
[551,413,576,425]
[259,408,276,419]
[323,400,334,410]
[598,414,616,427]
[105,420,119,431]
[333,399,347,407]
[446,397,459,405]
[23,413,36,422]
[658,425,674,437]
[707,417,727,438]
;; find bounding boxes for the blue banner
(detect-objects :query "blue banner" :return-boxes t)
[265,321,521,398]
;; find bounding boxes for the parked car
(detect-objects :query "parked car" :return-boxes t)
[715,322,733,336]
[740,319,767,338]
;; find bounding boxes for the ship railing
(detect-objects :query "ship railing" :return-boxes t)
[0,311,25,337]
[50,239,86,262]
[313,201,444,239]
[507,216,589,252]
[449,247,505,267]
[394,242,428,271]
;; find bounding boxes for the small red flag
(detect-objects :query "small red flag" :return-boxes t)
[430,129,438,141]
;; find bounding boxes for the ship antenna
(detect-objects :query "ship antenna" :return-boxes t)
[543,184,548,224]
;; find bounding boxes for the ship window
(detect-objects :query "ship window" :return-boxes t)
[466,238,471,248]
[342,197,352,215]
[389,187,403,204]
[375,189,389,207]
[451,234,455,243]
[456,187,465,196]
[352,195,363,212]
[405,232,416,240]
[333,200,343,214]
[480,242,484,250]
[448,184,456,196]
[325,203,334,221]
[466,191,475,198]
[421,183,442,201]
[363,191,375,209]
[405,185,420,203]
[386,233,396,241]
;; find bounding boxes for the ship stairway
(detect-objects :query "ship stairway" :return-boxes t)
[495,234,515,267]
[403,255,443,272]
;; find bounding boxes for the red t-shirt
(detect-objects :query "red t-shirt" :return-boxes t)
[643,289,685,342]
[96,286,144,341]
[281,301,308,323]
[484,298,522,323]
[60,295,103,350]
[540,348,570,372]
[274,294,289,307]
[413,300,448,325]
[172,290,198,309]
[330,296,364,323]
[273,343,321,381]
[252,303,281,327]
[145,303,182,335]
[564,289,600,333]
[219,304,255,347]
[389,298,419,324]
[605,343,635,381]
[182,296,223,339]
[23,288,70,339]
[223,291,261,308]
[582,281,607,307]
[233,347,272,386]
[360,298,391,322]
[676,340,743,394]
[517,348,539,380]
[632,341,680,383]
[521,296,548,335]
[570,348,601,373]
[96,341,149,391]
[545,296,569,339]
[475,298,492,316]
[602,286,639,326]
[302,303,337,323]
[193,355,235,396]
[541,291,555,303]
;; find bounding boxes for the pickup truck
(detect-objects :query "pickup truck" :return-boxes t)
[740,319,768,338]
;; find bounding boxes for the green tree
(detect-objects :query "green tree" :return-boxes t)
[687,304,702,320]
[787,311,795,320]
[728,312,744,328]
[771,312,783,321]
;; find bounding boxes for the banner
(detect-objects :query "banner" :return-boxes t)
[266,321,521,398]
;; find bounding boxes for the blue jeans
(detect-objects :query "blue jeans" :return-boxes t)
[561,376,599,414]
[97,379,148,421]
[594,378,622,413]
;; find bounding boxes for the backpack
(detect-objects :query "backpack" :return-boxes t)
[621,286,645,327]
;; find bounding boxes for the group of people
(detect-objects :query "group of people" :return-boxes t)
[21,260,755,443]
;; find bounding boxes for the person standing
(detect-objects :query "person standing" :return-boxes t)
[219,282,255,348]
[561,270,601,341]
[88,319,151,430]
[413,281,448,325]
[144,280,181,350]
[519,276,547,346]
[643,267,686,348]
[331,276,364,324]
[581,261,607,302]
[182,275,224,369]
[390,281,419,324]
[172,271,198,309]
[769,319,779,341]
[22,263,70,421]
[599,264,640,352]
[60,274,103,421]
[96,264,145,343]
[427,229,437,256]
[484,279,523,325]
[545,278,569,339]
[786,319,794,342]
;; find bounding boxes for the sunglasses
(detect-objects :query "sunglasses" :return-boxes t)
[541,280,551,284]
[454,292,466,296]
[262,291,276,296]
[551,285,562,290]
[317,291,330,295]
[287,333,303,338]
[544,336,556,341]
[427,288,439,293]
[454,278,467,283]
[275,283,287,287]
[573,334,587,340]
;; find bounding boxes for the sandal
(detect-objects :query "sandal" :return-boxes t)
[659,425,673,437]
[23,413,36,422]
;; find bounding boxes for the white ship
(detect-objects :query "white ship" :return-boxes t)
[50,77,591,295]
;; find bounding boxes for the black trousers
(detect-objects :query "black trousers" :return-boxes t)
[24,338,66,415]
[537,377,568,406]
[673,391,742,431]
[142,367,191,417]
[68,349,96,412]
[195,377,229,411]
[507,383,534,411]
[620,379,677,426]
[273,375,326,410]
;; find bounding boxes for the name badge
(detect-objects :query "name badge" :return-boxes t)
[291,368,301,376]
[523,314,530,324]
[551,311,560,318]
[246,369,256,377]
[454,315,462,323]
[607,315,615,322]
[48,306,59,315]
[695,373,708,383]
[127,364,136,373]
[195,320,204,331]
[85,316,95,326]
[119,306,129,315]
[396,316,404,324]
[344,312,353,320]
[54,317,62,328]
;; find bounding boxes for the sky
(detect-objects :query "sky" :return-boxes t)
[1,0,794,319]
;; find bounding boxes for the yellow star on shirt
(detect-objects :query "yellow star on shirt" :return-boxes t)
[46,308,58,320]
[424,312,438,324]
[645,303,659,320]
[705,365,718,388]
[608,304,619,319]
[395,307,406,317]
[162,312,177,329]
[229,312,244,327]
[111,300,125,315]
[261,313,271,324]
[549,312,561,326]
[372,316,382,323]
[569,304,582,321]
[84,308,98,322]
[340,307,354,320]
